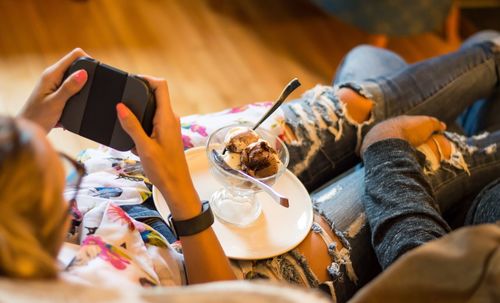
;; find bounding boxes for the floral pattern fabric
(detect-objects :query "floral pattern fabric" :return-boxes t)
[180,102,286,149]
[62,148,185,288]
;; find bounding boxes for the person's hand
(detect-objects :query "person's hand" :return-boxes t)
[18,48,89,133]
[360,115,447,157]
[116,76,201,220]
[117,78,236,284]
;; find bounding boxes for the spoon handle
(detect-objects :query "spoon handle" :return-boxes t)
[235,170,290,208]
[252,78,301,131]
[212,150,289,208]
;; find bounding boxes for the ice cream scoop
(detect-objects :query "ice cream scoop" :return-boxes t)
[212,149,289,208]
[241,140,281,178]
[222,78,300,156]
[222,151,241,170]
[224,127,260,153]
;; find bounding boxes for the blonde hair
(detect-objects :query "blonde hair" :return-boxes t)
[0,116,65,279]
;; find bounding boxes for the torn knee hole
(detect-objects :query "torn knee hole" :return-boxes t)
[336,87,375,124]
[428,134,452,161]
[418,133,472,175]
[282,124,298,145]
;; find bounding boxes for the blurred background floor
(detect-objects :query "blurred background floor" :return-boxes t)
[0,0,495,155]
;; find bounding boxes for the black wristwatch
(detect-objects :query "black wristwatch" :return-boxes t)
[167,201,214,240]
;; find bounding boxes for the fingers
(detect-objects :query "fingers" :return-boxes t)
[431,134,452,160]
[50,69,88,105]
[427,117,447,133]
[402,116,447,147]
[138,75,174,118]
[361,115,448,157]
[47,48,90,82]
[418,134,452,162]
[116,103,150,147]
[419,116,447,142]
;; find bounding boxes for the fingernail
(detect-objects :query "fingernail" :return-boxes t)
[441,122,447,129]
[116,103,129,119]
[73,69,87,84]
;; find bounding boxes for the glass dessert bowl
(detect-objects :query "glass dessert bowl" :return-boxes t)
[206,123,289,226]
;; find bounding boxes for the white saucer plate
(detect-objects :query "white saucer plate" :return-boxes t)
[153,146,313,260]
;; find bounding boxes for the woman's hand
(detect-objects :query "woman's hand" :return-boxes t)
[360,115,447,157]
[116,76,201,220]
[117,77,235,283]
[18,48,89,133]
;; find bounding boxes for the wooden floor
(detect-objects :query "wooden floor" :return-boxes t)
[0,0,457,155]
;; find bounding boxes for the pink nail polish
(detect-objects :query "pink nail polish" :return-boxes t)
[73,69,87,84]
[116,103,129,119]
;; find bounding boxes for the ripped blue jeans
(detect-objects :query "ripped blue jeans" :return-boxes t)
[285,31,500,192]
[282,31,500,301]
[125,31,500,302]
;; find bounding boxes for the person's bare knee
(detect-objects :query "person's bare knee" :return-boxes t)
[282,124,298,144]
[336,87,375,124]
[417,133,472,174]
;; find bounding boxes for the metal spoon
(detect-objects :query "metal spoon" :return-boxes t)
[211,149,289,208]
[222,78,301,155]
[252,78,301,130]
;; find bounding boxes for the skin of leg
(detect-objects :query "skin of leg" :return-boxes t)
[281,87,375,141]
[283,45,407,191]
[420,134,452,161]
[337,87,375,124]
[295,214,345,282]
[292,87,376,282]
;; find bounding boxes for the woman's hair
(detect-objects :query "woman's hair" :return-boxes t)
[0,116,64,279]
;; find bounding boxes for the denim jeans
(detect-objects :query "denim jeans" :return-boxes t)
[284,31,500,192]
[125,31,500,301]
[301,31,500,301]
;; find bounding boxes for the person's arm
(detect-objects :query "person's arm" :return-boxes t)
[360,116,452,269]
[117,77,236,284]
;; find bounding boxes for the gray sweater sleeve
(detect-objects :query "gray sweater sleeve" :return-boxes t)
[362,139,451,269]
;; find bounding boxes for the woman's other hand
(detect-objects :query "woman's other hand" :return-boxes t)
[360,115,447,157]
[116,77,235,283]
[19,48,89,133]
[116,76,201,220]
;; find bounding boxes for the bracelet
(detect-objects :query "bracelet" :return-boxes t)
[167,201,214,240]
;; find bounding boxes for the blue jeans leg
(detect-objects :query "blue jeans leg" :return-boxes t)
[285,38,500,191]
[333,45,407,85]
[310,129,500,302]
[366,40,500,123]
[456,30,500,135]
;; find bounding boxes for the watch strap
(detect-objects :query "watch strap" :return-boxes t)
[168,201,214,239]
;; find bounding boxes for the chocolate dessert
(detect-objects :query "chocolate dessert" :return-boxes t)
[222,126,281,178]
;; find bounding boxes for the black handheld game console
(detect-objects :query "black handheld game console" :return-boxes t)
[59,57,156,151]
